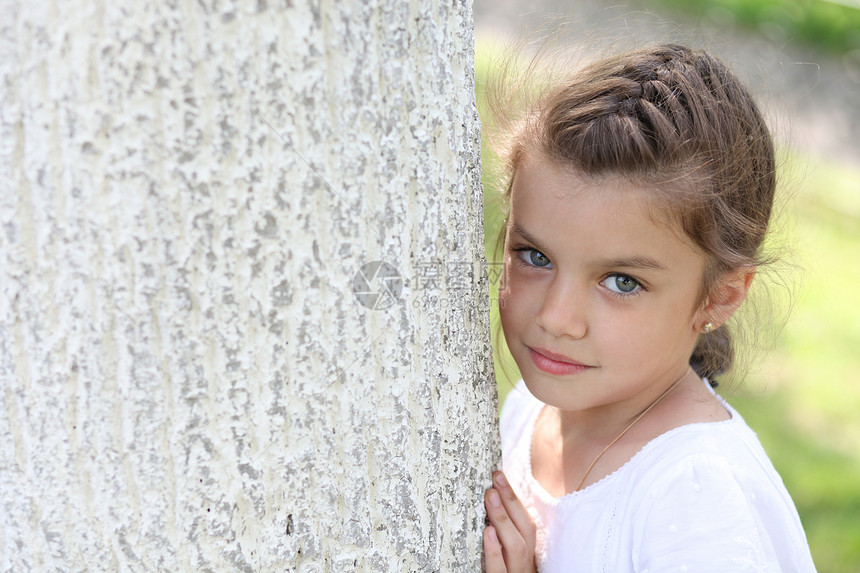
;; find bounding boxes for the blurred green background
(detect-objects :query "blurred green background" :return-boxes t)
[474,1,860,570]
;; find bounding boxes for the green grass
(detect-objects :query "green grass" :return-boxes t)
[477,40,860,572]
[645,0,860,54]
[736,157,860,571]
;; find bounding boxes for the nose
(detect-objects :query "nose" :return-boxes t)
[535,275,588,339]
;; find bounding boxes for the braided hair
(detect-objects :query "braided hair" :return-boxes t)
[498,44,776,381]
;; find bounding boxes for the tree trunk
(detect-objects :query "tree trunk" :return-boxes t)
[0,1,497,570]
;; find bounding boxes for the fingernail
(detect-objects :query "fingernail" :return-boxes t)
[487,527,498,543]
[495,472,508,487]
[489,490,501,507]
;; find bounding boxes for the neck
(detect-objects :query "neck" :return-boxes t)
[554,366,695,448]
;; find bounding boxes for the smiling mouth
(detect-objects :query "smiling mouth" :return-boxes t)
[528,347,593,376]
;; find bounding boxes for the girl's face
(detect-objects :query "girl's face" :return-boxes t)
[499,154,710,417]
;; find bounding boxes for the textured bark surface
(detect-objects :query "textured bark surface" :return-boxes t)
[0,1,497,570]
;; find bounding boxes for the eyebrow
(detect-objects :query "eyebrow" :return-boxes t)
[595,256,668,272]
[509,222,551,253]
[509,222,668,272]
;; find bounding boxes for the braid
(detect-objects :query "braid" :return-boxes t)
[690,326,734,385]
[506,44,775,380]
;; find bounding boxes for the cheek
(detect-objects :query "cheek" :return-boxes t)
[591,309,646,348]
[498,271,531,336]
[497,260,516,310]
[598,308,695,361]
[498,284,517,334]
[593,304,681,346]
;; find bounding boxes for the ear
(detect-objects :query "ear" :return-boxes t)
[696,267,756,332]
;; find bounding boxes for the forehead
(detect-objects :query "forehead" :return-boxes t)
[509,155,702,261]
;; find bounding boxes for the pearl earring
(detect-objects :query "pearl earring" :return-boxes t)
[703,322,716,333]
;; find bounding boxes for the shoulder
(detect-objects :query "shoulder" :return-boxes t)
[639,401,790,496]
[631,408,798,525]
[499,380,543,452]
[626,414,816,571]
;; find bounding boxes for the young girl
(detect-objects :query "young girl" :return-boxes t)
[482,44,817,572]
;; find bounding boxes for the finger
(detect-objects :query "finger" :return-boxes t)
[485,488,529,567]
[492,471,536,546]
[483,526,507,573]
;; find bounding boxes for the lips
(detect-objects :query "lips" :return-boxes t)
[528,346,593,376]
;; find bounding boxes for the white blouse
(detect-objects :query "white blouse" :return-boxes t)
[500,379,817,572]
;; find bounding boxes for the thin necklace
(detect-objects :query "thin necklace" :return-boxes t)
[501,355,691,491]
[502,354,602,457]
[573,369,689,492]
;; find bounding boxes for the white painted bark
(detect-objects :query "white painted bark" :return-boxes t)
[0,1,497,570]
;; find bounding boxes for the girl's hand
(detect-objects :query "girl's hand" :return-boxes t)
[483,471,537,573]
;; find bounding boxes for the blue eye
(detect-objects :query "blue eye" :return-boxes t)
[602,274,642,295]
[514,248,552,269]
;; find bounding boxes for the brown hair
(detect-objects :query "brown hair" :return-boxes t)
[494,44,776,381]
